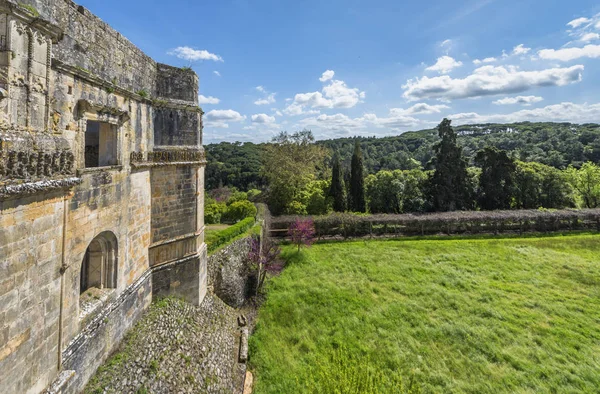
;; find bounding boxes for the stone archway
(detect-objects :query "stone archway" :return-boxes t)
[80,231,118,294]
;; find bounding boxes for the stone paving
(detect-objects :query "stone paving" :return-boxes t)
[84,294,243,394]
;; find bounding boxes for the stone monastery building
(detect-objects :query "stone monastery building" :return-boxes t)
[0,1,208,392]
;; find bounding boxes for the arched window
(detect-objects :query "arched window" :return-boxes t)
[80,232,118,294]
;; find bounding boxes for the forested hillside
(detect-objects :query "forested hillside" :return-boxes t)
[206,122,600,191]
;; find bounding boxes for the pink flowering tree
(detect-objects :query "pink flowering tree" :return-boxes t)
[288,218,316,252]
[248,235,281,295]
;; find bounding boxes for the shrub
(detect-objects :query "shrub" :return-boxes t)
[227,191,249,205]
[286,200,307,215]
[247,189,262,201]
[206,217,255,253]
[204,200,227,224]
[248,235,281,295]
[288,218,316,252]
[223,200,257,223]
[270,209,600,239]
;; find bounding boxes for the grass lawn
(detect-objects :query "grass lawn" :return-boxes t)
[249,233,600,393]
[205,224,231,236]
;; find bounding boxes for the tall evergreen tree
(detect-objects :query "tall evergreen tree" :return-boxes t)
[475,147,516,210]
[329,153,347,212]
[350,140,366,212]
[428,119,473,211]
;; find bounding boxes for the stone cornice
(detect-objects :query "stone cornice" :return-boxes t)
[76,99,130,125]
[152,97,202,113]
[0,177,81,199]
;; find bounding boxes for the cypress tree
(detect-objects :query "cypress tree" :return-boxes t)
[329,153,347,212]
[474,147,516,210]
[428,118,473,211]
[350,140,366,212]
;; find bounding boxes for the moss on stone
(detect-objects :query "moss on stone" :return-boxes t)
[18,3,39,17]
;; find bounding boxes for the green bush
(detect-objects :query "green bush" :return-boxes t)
[204,201,227,224]
[285,200,307,215]
[247,188,262,201]
[223,200,257,223]
[227,191,249,205]
[206,217,255,253]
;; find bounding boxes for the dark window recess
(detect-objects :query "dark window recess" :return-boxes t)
[85,120,118,168]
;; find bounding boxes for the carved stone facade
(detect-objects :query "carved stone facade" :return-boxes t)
[0,1,207,393]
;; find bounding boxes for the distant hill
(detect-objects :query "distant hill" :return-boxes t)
[205,122,600,191]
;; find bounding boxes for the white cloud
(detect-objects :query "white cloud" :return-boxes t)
[512,44,531,55]
[450,102,600,124]
[492,96,544,106]
[538,44,600,61]
[596,21,600,29]
[426,56,463,74]
[167,47,223,62]
[290,76,365,112]
[254,86,277,105]
[214,71,221,77]
[441,39,452,47]
[251,113,276,124]
[282,102,320,116]
[321,80,366,107]
[254,93,276,106]
[567,17,591,28]
[204,109,245,128]
[300,113,364,130]
[319,70,335,82]
[394,103,450,115]
[402,65,584,101]
[298,110,422,134]
[198,95,220,105]
[473,57,497,65]
[581,33,600,42]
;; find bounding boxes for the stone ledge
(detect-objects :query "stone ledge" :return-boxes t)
[131,160,206,169]
[0,177,82,199]
[76,165,123,176]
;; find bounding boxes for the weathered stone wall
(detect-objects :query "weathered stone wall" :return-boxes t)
[61,271,152,394]
[0,1,207,393]
[208,237,255,308]
[17,0,157,95]
[60,169,152,349]
[150,165,197,244]
[153,107,203,146]
[156,64,198,102]
[153,253,204,306]
[0,193,65,394]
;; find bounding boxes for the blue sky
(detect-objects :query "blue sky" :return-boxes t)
[79,0,600,144]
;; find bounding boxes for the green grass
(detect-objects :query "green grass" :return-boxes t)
[249,234,600,393]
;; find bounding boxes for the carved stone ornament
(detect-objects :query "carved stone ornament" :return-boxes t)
[76,99,130,125]
[0,148,75,182]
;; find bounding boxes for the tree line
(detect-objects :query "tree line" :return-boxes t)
[259,120,600,216]
[205,121,600,193]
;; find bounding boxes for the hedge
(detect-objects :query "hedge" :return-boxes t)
[206,217,256,253]
[270,209,600,239]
